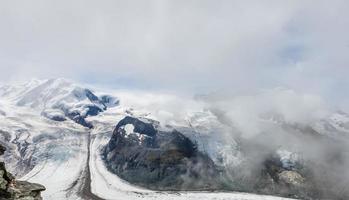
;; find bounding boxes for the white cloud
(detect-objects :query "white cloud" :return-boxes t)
[207,88,330,138]
[0,0,348,109]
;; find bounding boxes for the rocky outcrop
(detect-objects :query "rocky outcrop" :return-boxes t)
[0,144,45,200]
[103,116,223,190]
[102,116,349,199]
[258,156,311,198]
[60,89,120,128]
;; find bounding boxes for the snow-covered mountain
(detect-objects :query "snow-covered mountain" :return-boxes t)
[1,79,348,200]
[0,78,118,128]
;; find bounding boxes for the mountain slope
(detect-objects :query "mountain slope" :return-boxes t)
[1,79,349,199]
[0,144,45,200]
[0,78,118,128]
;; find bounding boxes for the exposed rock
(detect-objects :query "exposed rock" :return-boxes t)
[65,110,93,129]
[84,89,106,110]
[104,116,223,190]
[259,155,315,199]
[48,115,66,122]
[0,167,8,191]
[100,95,119,107]
[0,145,5,156]
[7,181,45,200]
[9,79,118,128]
[278,171,305,186]
[0,144,45,200]
[41,110,66,122]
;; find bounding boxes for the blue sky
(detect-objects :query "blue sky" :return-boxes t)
[0,0,348,110]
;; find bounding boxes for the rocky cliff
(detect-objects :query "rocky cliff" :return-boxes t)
[0,144,45,200]
[103,116,348,199]
[103,116,224,190]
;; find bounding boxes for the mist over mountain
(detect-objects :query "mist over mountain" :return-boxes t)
[1,1,349,199]
[0,79,348,199]
[1,1,349,111]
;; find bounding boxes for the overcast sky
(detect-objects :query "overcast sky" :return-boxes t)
[0,0,348,109]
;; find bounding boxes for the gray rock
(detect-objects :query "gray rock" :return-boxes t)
[7,181,45,200]
[0,145,5,156]
[104,116,223,190]
[0,144,45,200]
[278,171,305,186]
[0,169,8,190]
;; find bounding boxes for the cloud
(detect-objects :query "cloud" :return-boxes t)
[0,0,348,110]
[110,86,349,198]
[206,88,330,138]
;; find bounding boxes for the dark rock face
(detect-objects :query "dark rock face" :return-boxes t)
[104,116,222,190]
[100,95,119,107]
[0,144,45,200]
[48,89,119,128]
[66,110,93,129]
[113,116,157,137]
[57,103,105,128]
[257,156,312,199]
[49,115,66,122]
[0,145,5,156]
[84,89,107,110]
[104,116,344,199]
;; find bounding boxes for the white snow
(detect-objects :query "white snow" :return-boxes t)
[0,78,118,124]
[124,124,135,136]
[276,149,300,170]
[22,152,86,200]
[5,79,347,200]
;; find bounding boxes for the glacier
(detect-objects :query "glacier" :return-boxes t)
[1,78,349,199]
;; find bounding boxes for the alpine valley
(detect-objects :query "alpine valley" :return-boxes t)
[1,78,349,200]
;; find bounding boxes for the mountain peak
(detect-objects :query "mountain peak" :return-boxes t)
[1,78,119,128]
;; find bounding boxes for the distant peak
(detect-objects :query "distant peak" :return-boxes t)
[44,78,75,85]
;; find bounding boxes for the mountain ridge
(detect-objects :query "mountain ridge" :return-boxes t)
[1,79,349,199]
